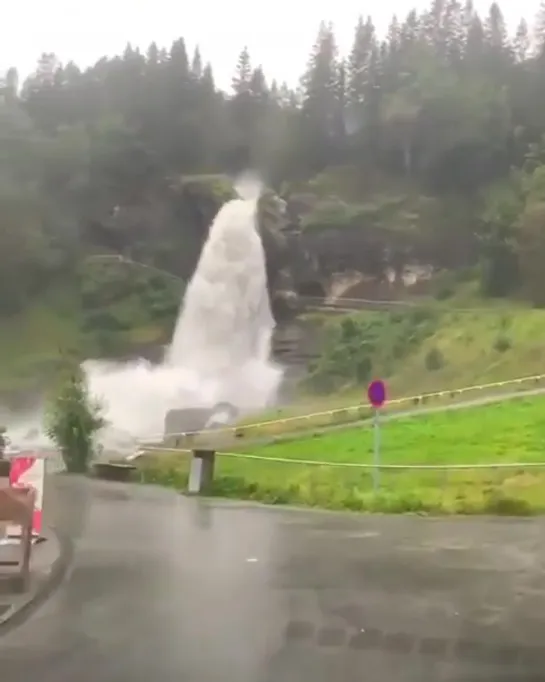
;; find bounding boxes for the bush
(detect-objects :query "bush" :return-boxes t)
[433,271,456,300]
[424,347,445,371]
[306,308,439,392]
[435,285,454,300]
[493,335,512,353]
[44,356,105,473]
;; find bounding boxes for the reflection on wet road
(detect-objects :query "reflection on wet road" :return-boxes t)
[1,477,545,681]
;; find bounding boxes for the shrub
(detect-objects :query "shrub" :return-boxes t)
[435,285,454,300]
[306,308,440,392]
[44,356,105,473]
[424,347,445,371]
[493,335,512,353]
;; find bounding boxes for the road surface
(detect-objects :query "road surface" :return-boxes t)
[1,476,545,681]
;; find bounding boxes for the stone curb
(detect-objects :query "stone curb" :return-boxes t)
[0,526,73,636]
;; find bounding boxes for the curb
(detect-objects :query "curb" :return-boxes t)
[0,526,73,636]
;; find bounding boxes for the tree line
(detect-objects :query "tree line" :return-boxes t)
[3,0,545,315]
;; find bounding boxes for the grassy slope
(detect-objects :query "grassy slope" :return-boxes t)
[0,299,80,392]
[387,308,545,394]
[0,286,174,398]
[235,305,545,429]
[2,259,545,406]
[140,395,545,514]
[3,294,545,410]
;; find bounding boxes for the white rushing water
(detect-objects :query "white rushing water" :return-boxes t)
[79,176,283,449]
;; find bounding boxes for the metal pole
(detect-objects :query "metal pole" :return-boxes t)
[373,408,381,491]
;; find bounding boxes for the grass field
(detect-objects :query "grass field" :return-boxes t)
[139,394,545,515]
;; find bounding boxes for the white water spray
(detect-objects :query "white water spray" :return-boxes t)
[80,176,282,448]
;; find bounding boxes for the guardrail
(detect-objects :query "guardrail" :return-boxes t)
[139,372,545,452]
[300,295,538,315]
[301,296,416,311]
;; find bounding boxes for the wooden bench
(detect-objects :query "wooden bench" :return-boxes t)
[0,487,35,593]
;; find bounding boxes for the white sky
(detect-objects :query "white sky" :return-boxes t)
[1,0,541,90]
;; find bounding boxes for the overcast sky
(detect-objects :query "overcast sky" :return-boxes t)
[2,0,541,90]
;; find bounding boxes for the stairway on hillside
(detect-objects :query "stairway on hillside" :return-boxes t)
[272,321,321,365]
[272,321,323,402]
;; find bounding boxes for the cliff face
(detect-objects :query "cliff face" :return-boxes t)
[258,191,323,317]
[287,189,448,296]
[88,176,322,320]
[83,174,440,317]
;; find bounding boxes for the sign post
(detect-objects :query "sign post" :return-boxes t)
[366,380,387,492]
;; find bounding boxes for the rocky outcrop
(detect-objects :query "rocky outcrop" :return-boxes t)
[259,191,323,316]
[84,174,323,321]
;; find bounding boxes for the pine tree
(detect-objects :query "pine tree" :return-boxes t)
[386,15,402,58]
[191,47,203,79]
[484,2,508,52]
[170,38,189,74]
[249,66,268,102]
[300,21,341,168]
[232,47,252,95]
[534,1,545,57]
[334,59,347,139]
[147,42,159,67]
[3,67,19,104]
[301,22,338,120]
[513,18,530,62]
[202,63,215,92]
[348,16,376,106]
[400,9,420,51]
[443,0,465,65]
[422,0,446,57]
[278,81,295,108]
[465,13,485,62]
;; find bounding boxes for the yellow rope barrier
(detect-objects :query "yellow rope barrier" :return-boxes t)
[138,373,545,448]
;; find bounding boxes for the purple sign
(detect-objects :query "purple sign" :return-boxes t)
[367,380,386,408]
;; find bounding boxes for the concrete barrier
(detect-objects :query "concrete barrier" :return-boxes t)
[187,450,216,494]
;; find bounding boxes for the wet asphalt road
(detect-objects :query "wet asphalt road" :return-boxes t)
[1,477,545,682]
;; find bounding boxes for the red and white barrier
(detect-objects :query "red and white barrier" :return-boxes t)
[7,455,45,539]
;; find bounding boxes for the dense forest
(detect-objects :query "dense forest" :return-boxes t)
[3,0,545,328]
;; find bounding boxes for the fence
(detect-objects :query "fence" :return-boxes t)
[141,372,545,451]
